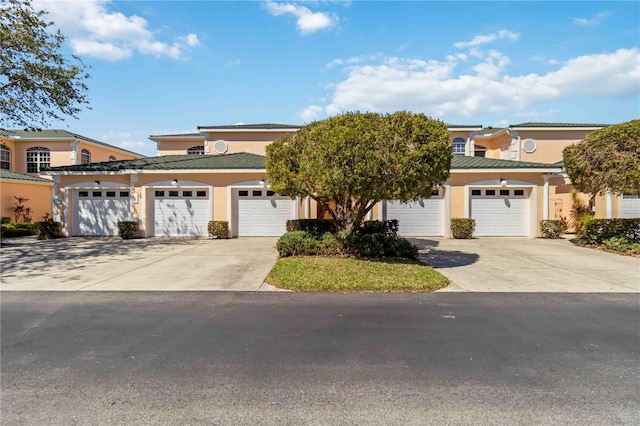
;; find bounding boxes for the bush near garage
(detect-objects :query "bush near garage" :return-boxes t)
[540,220,564,239]
[1,217,10,224]
[355,220,399,237]
[286,219,338,235]
[276,231,321,256]
[208,221,229,239]
[35,221,61,239]
[580,218,640,244]
[601,236,640,255]
[117,221,139,240]
[451,218,475,239]
[0,222,37,238]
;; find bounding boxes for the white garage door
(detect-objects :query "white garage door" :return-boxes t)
[471,188,529,236]
[619,195,640,218]
[237,189,294,236]
[73,190,131,236]
[153,189,210,237]
[385,190,444,236]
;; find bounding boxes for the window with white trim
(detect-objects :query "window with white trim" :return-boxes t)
[26,147,50,173]
[0,144,10,170]
[187,146,205,155]
[109,155,116,161]
[81,149,91,164]
[474,144,486,158]
[452,138,466,155]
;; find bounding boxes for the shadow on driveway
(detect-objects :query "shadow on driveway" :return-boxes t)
[410,238,480,269]
[0,237,202,279]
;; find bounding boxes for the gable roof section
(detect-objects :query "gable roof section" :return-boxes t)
[45,152,560,175]
[0,169,53,183]
[197,124,301,132]
[0,129,16,137]
[45,152,267,173]
[510,122,608,130]
[451,156,558,170]
[7,129,143,157]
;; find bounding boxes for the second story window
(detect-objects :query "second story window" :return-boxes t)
[109,156,116,161]
[452,137,466,155]
[187,146,205,155]
[474,144,487,158]
[0,144,10,170]
[81,149,91,164]
[26,147,50,173]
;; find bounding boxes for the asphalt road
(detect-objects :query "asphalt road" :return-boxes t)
[2,292,639,425]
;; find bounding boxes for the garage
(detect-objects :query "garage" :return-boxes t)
[385,190,445,236]
[236,189,295,236]
[619,195,640,218]
[470,188,529,236]
[152,189,210,237]
[73,189,131,236]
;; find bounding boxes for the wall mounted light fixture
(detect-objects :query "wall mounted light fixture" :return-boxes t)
[94,180,100,185]
[500,179,508,187]
[259,179,266,188]
[171,179,178,187]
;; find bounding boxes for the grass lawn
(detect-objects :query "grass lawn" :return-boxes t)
[266,257,449,292]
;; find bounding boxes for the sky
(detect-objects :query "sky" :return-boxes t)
[24,0,640,157]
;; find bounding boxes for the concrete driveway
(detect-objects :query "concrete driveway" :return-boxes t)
[0,237,281,291]
[415,237,640,292]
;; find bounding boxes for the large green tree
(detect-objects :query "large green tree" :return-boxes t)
[0,0,90,128]
[266,111,452,235]
[563,119,640,197]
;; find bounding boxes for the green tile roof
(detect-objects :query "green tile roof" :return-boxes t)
[451,156,560,169]
[197,124,301,130]
[8,129,144,156]
[149,132,203,138]
[0,169,53,183]
[0,129,16,137]
[45,152,268,172]
[510,122,609,128]
[46,152,560,174]
[474,127,507,136]
[447,124,483,128]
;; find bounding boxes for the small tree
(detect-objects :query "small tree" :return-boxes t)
[266,111,452,235]
[0,0,90,128]
[563,120,640,197]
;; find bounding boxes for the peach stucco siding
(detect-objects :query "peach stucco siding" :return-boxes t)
[514,130,596,164]
[1,180,53,222]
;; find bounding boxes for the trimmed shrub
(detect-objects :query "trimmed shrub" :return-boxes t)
[1,217,10,225]
[319,232,343,256]
[451,218,475,239]
[276,231,321,257]
[342,233,418,258]
[357,220,399,237]
[602,236,640,255]
[540,220,564,239]
[208,221,229,239]
[0,222,37,238]
[117,221,139,240]
[35,221,61,240]
[286,219,338,235]
[581,218,640,244]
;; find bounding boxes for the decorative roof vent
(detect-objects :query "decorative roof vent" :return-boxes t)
[522,138,537,153]
[214,140,228,154]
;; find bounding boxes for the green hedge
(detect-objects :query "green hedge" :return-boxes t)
[35,221,60,239]
[451,218,475,239]
[1,217,10,225]
[581,219,640,244]
[540,220,564,239]
[117,221,139,240]
[0,222,37,238]
[276,230,417,259]
[208,221,229,239]
[355,220,399,237]
[286,219,338,235]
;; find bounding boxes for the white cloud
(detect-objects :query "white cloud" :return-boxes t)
[120,140,151,150]
[32,0,200,61]
[326,54,381,69]
[226,58,242,67]
[103,130,132,141]
[571,11,610,26]
[264,1,338,34]
[309,47,639,119]
[297,105,324,122]
[454,29,520,49]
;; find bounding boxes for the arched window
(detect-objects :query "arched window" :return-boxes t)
[187,146,205,155]
[0,143,10,170]
[109,155,116,161]
[474,144,487,158]
[452,137,466,155]
[26,147,50,173]
[81,149,91,164]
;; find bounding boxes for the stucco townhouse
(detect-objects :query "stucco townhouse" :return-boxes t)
[41,122,640,239]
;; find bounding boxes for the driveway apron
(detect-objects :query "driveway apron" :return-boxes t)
[0,237,281,291]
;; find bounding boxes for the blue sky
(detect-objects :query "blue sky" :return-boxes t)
[29,0,640,156]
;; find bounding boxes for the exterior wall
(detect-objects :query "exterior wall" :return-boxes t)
[13,140,71,174]
[474,132,512,159]
[76,142,138,163]
[515,130,597,163]
[155,131,297,156]
[155,138,205,156]
[0,180,53,222]
[0,138,17,170]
